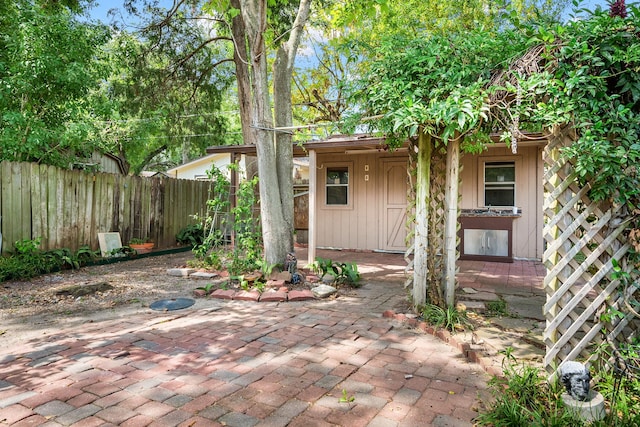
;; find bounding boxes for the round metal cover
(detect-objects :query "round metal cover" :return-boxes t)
[150,298,195,311]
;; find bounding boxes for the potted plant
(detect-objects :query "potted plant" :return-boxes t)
[128,238,155,254]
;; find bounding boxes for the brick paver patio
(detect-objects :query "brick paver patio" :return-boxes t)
[0,252,491,426]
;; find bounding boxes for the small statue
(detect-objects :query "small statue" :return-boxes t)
[559,361,591,401]
[284,252,297,274]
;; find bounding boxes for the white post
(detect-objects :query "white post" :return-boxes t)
[443,139,460,307]
[308,149,317,265]
[413,132,431,307]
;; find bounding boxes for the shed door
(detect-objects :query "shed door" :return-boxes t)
[382,160,408,251]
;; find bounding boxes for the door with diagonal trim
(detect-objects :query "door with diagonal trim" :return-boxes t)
[382,160,408,251]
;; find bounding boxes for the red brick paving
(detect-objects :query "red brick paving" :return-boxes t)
[0,251,542,427]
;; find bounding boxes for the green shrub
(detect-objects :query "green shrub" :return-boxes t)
[176,223,204,246]
[421,303,471,332]
[308,257,361,286]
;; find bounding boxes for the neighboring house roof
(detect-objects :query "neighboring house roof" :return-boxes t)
[140,171,171,178]
[166,152,248,181]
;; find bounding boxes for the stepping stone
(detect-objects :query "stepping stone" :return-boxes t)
[312,284,337,298]
[462,287,478,294]
[211,289,236,300]
[190,272,219,279]
[234,290,261,302]
[457,300,486,312]
[259,290,287,302]
[288,290,315,301]
[463,291,500,302]
[167,268,197,277]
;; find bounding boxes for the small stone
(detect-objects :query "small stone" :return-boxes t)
[278,286,289,293]
[311,284,337,298]
[306,275,320,283]
[167,268,197,277]
[462,287,478,294]
[404,374,413,379]
[382,310,395,318]
[266,279,285,288]
[321,274,335,284]
[271,271,292,282]
[193,289,207,298]
[457,301,486,312]
[244,272,262,282]
[190,272,219,279]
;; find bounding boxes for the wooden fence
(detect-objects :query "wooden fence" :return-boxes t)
[0,161,211,254]
[543,127,640,379]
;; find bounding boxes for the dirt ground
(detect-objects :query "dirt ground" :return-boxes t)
[0,251,201,349]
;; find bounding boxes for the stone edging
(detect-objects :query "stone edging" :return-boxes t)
[170,267,336,303]
[382,309,504,378]
[203,288,317,302]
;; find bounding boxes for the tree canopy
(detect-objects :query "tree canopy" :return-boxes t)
[0,0,110,167]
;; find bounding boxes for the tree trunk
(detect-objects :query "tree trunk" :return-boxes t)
[273,0,312,255]
[230,0,252,146]
[239,0,289,266]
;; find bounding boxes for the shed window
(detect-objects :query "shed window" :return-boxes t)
[484,162,515,207]
[326,167,349,205]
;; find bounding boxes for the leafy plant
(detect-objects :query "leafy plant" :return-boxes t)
[253,281,266,293]
[195,282,216,294]
[191,164,262,275]
[230,275,249,291]
[486,299,509,317]
[421,303,471,332]
[0,239,101,282]
[176,223,204,246]
[255,258,278,278]
[339,389,355,403]
[308,257,361,286]
[476,348,582,426]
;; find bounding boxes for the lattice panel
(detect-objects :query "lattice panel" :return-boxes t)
[543,127,640,379]
[427,145,448,306]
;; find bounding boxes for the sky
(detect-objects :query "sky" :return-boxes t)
[87,0,615,24]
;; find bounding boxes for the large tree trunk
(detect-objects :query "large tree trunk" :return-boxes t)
[239,0,290,266]
[273,0,312,255]
[230,0,252,146]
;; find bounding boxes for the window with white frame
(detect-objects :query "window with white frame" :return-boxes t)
[484,161,515,207]
[325,166,349,205]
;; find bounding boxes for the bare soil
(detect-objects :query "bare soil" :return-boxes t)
[0,251,200,348]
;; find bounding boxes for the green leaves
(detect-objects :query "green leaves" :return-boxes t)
[356,29,530,149]
[0,0,110,166]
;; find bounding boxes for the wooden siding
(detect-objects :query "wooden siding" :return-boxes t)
[460,145,543,259]
[0,161,210,253]
[314,152,407,251]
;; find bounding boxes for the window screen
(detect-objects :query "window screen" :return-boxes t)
[484,162,515,207]
[326,167,349,205]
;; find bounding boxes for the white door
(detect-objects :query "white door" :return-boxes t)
[382,160,408,251]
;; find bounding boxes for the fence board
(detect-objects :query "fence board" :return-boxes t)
[0,161,211,254]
